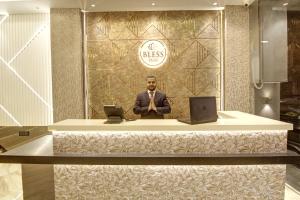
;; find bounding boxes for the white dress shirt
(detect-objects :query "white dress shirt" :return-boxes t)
[147,90,156,98]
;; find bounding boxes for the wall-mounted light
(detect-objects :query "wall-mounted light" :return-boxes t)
[151,2,156,6]
[261,40,269,44]
[212,2,218,6]
[263,97,271,104]
[283,3,288,6]
[91,4,96,7]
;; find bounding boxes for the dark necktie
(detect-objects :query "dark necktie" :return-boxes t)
[150,91,154,98]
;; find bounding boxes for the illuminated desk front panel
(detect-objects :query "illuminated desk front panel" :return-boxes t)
[49,111,292,200]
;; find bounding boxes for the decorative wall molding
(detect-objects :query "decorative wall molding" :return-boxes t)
[0,13,52,126]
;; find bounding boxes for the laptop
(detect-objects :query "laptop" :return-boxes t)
[177,96,218,125]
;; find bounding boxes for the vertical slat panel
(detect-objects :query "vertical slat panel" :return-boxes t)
[0,13,52,126]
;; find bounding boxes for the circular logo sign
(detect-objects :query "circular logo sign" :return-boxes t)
[139,40,168,68]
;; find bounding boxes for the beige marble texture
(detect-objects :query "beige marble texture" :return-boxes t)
[0,164,23,200]
[48,111,293,131]
[50,8,85,122]
[51,114,288,199]
[53,130,287,154]
[86,11,222,119]
[54,165,285,199]
[224,6,254,113]
[52,118,287,199]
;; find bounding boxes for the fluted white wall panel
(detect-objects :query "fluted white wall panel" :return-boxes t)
[0,105,18,126]
[0,14,52,126]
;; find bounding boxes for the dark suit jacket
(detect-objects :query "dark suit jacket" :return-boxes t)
[133,91,171,119]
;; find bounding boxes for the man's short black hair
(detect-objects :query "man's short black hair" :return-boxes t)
[146,75,156,80]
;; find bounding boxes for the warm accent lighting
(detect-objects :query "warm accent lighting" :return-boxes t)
[283,3,288,6]
[91,4,95,7]
[9,24,48,64]
[0,56,52,110]
[152,2,156,6]
[0,104,22,126]
[212,2,218,6]
[261,40,269,43]
[0,15,52,111]
[0,0,32,1]
[263,97,271,104]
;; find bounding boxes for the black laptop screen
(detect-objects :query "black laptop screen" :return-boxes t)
[189,96,217,122]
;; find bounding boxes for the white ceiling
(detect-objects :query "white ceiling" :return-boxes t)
[0,0,252,13]
[1,0,298,14]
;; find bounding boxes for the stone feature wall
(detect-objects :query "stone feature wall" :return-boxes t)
[50,9,85,122]
[86,11,222,119]
[224,6,253,113]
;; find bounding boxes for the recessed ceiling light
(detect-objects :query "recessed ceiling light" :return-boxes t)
[91,4,96,7]
[152,2,156,6]
[261,40,269,43]
[283,3,288,6]
[212,2,218,6]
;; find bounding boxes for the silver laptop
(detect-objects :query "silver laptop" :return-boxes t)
[177,96,218,125]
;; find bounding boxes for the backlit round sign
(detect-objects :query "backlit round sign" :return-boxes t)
[139,40,168,68]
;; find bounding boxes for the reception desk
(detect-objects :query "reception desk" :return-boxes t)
[49,111,292,199]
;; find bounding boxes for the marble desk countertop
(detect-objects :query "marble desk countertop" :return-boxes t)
[48,111,293,131]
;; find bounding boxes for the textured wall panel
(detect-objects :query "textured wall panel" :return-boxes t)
[53,130,287,154]
[50,9,85,122]
[54,165,285,200]
[0,14,52,126]
[86,11,222,119]
[0,108,16,126]
[53,128,286,199]
[224,6,254,113]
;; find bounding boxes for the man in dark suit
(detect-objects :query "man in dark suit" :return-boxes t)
[133,75,171,119]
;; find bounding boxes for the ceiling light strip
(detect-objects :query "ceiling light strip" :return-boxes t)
[0,0,32,2]
[0,104,22,126]
[8,23,48,65]
[0,56,52,110]
[0,13,8,25]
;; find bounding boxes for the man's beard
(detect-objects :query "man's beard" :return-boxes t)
[148,87,156,91]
